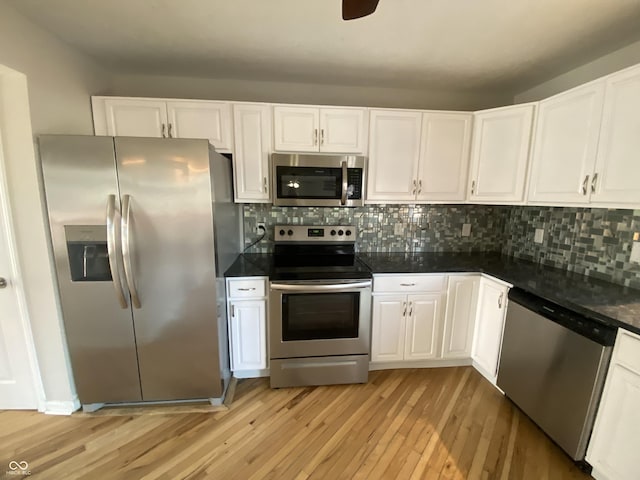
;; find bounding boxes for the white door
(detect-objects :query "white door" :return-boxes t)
[367,109,422,202]
[319,107,366,153]
[592,64,640,205]
[417,112,472,202]
[229,300,267,371]
[528,82,605,204]
[587,362,640,480]
[166,100,233,152]
[232,104,272,202]
[472,278,508,382]
[371,295,406,362]
[104,98,168,138]
[0,136,40,409]
[442,275,480,359]
[404,294,442,360]
[273,106,319,152]
[468,104,534,203]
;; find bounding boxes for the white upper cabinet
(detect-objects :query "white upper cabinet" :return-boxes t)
[166,100,233,151]
[273,105,366,153]
[232,103,272,203]
[319,108,366,153]
[367,109,423,202]
[591,64,640,205]
[95,97,233,152]
[417,113,472,202]
[527,82,605,204]
[103,98,168,138]
[468,104,535,204]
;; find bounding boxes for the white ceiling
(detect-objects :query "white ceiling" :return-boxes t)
[10,0,640,93]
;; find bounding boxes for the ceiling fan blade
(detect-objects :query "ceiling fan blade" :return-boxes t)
[342,0,380,20]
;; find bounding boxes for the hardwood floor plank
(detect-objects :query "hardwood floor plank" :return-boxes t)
[0,368,592,480]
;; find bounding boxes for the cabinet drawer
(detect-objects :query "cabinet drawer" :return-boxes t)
[614,329,640,375]
[373,275,445,293]
[228,278,266,298]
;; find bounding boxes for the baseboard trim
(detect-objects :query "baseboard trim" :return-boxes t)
[44,395,80,415]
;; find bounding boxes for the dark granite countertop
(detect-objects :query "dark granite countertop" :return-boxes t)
[226,252,640,335]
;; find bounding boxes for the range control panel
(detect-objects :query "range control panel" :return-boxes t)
[274,225,357,242]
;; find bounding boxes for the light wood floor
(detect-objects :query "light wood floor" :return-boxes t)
[0,367,592,479]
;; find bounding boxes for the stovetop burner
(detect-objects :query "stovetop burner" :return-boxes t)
[271,225,372,281]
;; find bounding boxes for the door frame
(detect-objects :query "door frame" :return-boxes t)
[0,65,46,411]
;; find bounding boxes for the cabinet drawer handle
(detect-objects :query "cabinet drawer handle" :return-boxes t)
[168,123,173,138]
[320,129,325,145]
[408,302,413,317]
[313,128,318,145]
[412,179,417,195]
[263,177,268,194]
[581,175,590,195]
[417,179,422,195]
[161,123,166,138]
[471,180,476,195]
[403,301,407,316]
[400,283,416,287]
[591,173,598,194]
[237,287,256,291]
[230,304,235,317]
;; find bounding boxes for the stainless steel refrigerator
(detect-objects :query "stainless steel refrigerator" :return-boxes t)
[39,135,241,407]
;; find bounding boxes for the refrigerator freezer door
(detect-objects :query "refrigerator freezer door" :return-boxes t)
[114,137,222,400]
[39,135,142,404]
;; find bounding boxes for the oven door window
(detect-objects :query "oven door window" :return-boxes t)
[282,292,359,341]
[276,166,341,200]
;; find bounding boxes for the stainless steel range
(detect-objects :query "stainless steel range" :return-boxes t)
[269,225,372,388]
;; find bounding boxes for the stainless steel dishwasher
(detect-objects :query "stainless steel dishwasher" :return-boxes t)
[497,288,617,463]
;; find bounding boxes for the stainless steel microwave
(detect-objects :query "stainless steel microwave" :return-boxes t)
[271,153,367,207]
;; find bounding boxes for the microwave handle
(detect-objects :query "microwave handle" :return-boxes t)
[341,161,348,205]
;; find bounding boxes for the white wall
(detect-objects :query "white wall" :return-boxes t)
[515,39,640,102]
[112,73,513,111]
[0,2,112,409]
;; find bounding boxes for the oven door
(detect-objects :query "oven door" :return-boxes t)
[269,280,372,359]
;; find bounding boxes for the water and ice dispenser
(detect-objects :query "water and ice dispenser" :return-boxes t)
[64,225,112,282]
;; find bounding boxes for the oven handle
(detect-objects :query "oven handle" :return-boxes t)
[270,281,371,292]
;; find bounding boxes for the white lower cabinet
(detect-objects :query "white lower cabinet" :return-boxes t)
[226,277,268,377]
[371,275,445,364]
[587,329,640,480]
[442,275,480,359]
[471,276,510,384]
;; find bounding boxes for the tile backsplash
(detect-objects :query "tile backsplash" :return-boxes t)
[243,204,508,254]
[502,206,640,288]
[242,204,640,288]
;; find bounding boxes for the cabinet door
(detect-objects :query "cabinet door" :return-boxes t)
[442,276,480,359]
[417,113,472,202]
[319,108,366,153]
[371,295,406,362]
[404,294,443,360]
[233,104,272,202]
[367,110,422,202]
[587,363,640,480]
[528,82,604,204]
[468,105,534,203]
[592,65,640,205]
[273,106,319,152]
[229,300,267,371]
[104,98,168,138]
[472,278,508,381]
[166,101,233,152]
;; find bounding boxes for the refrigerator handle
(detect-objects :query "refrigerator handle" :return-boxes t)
[121,194,142,309]
[106,195,128,308]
